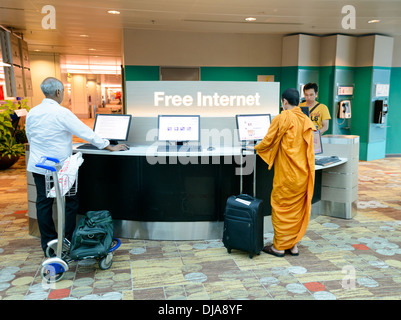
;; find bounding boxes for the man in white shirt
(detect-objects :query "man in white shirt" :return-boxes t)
[26,77,128,254]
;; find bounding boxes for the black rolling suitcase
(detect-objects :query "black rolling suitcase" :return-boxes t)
[222,147,264,258]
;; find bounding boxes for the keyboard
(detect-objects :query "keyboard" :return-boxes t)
[76,144,99,150]
[315,156,342,166]
[157,145,202,152]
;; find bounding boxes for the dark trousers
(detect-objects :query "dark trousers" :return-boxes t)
[33,172,79,253]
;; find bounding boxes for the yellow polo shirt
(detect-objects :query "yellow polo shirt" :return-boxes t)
[299,101,331,130]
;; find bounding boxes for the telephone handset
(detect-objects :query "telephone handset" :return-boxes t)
[337,100,352,119]
[373,99,388,124]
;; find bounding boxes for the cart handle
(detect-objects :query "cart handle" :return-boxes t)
[35,156,60,172]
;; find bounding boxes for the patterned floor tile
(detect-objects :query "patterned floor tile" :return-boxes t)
[1,156,401,300]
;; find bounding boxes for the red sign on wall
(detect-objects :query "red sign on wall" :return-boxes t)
[0,85,4,100]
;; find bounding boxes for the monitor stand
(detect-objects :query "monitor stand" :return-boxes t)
[241,140,258,152]
[157,141,201,152]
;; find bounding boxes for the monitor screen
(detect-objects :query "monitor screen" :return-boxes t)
[93,114,132,142]
[236,114,271,141]
[313,129,323,154]
[158,115,200,142]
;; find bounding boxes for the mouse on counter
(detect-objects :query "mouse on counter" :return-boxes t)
[207,147,215,151]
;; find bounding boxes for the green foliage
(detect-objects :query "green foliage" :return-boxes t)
[0,99,30,158]
[0,137,25,158]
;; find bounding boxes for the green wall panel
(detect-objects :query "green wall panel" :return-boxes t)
[319,66,335,135]
[387,67,401,155]
[351,67,372,144]
[332,67,355,136]
[367,141,387,161]
[280,66,298,95]
[297,67,319,86]
[125,66,160,81]
[124,64,401,157]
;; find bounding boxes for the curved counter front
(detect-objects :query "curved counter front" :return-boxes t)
[67,144,347,240]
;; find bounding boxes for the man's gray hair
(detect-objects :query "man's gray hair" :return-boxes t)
[40,77,64,96]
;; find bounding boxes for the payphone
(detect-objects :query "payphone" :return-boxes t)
[373,99,388,124]
[337,100,352,119]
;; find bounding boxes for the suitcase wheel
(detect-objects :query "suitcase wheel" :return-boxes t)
[226,247,231,254]
[249,251,261,259]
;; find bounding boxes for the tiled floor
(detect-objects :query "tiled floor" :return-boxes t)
[1,155,401,300]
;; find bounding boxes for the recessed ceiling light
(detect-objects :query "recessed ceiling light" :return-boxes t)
[34,49,41,52]
[88,48,96,51]
[80,34,89,37]
[245,17,256,22]
[107,10,120,15]
[368,19,380,24]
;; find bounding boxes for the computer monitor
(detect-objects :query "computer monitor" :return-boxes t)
[236,114,271,142]
[93,114,132,145]
[313,129,323,155]
[158,115,200,143]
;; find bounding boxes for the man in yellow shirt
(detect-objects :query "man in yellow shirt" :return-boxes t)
[299,83,331,134]
[255,88,315,257]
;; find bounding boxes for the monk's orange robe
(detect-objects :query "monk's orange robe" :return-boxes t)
[254,107,315,251]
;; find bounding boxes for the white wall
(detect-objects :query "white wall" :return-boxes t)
[29,52,61,107]
[373,35,394,68]
[298,34,321,67]
[392,36,401,68]
[123,29,283,67]
[70,74,88,118]
[335,35,357,67]
[281,34,299,67]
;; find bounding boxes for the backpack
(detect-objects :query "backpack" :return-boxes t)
[69,210,114,260]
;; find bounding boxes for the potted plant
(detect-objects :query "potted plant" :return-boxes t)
[0,99,30,170]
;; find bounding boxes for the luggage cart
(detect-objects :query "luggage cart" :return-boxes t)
[35,156,121,283]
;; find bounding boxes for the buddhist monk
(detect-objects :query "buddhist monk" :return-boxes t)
[254,88,315,257]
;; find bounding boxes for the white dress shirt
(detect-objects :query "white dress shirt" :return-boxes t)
[26,98,109,174]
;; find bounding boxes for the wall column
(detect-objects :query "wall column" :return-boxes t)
[352,35,393,161]
[70,74,89,118]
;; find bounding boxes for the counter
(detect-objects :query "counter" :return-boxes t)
[75,144,346,240]
[74,145,263,240]
[318,135,360,219]
[26,143,350,240]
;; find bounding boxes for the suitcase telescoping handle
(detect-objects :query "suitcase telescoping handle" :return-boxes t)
[239,146,257,197]
[35,156,60,172]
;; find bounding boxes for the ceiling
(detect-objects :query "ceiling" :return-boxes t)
[1,0,401,59]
